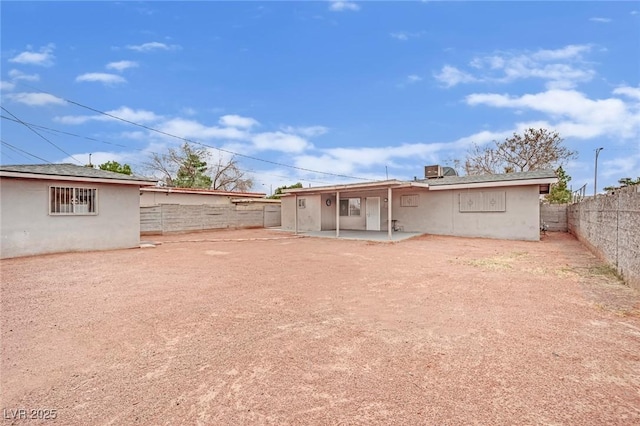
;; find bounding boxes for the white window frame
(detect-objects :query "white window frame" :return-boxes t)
[49,186,98,216]
[298,198,306,209]
[339,198,361,216]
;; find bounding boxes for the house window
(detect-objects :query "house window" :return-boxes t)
[400,194,419,207]
[339,198,361,216]
[50,186,97,215]
[298,198,306,208]
[459,191,506,213]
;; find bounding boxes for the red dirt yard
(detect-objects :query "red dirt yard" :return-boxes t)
[1,229,639,425]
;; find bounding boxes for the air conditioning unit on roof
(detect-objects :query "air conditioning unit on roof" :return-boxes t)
[425,165,443,179]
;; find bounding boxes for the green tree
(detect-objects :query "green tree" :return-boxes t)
[99,161,132,175]
[174,144,212,188]
[464,128,577,175]
[546,166,571,204]
[604,177,640,192]
[269,182,303,199]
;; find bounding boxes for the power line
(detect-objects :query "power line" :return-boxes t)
[0,140,52,163]
[1,115,336,185]
[1,115,132,150]
[1,106,83,165]
[17,84,375,181]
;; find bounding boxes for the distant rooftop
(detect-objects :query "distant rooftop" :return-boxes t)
[420,169,557,186]
[0,163,157,183]
[141,186,266,198]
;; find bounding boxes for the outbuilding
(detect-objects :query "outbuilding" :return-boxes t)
[0,164,156,258]
[280,169,557,241]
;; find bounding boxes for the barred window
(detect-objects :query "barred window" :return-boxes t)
[400,194,419,207]
[50,187,97,215]
[459,191,505,213]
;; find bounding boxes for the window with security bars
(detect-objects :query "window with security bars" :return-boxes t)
[50,187,97,215]
[400,194,419,207]
[459,191,506,212]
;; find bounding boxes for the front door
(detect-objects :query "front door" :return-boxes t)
[366,197,380,231]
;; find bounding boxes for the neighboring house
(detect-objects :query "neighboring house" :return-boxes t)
[139,186,281,234]
[140,186,268,206]
[281,168,557,241]
[0,164,156,259]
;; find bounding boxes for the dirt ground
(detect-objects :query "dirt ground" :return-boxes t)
[1,230,639,425]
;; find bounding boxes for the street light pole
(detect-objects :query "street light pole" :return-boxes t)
[594,147,604,196]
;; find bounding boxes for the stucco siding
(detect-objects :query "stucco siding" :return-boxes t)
[280,185,540,240]
[1,178,141,258]
[393,186,539,240]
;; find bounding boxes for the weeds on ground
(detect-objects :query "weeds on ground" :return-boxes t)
[467,251,528,271]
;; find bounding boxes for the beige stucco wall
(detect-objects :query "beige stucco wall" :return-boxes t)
[140,191,234,206]
[281,185,540,240]
[281,191,391,232]
[392,185,540,241]
[1,178,141,258]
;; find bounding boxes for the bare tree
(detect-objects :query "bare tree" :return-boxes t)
[145,142,253,191]
[464,128,577,175]
[210,153,254,192]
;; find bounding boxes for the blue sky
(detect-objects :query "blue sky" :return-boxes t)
[1,1,639,194]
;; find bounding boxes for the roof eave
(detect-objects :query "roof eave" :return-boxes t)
[428,177,558,191]
[282,180,411,195]
[0,171,157,186]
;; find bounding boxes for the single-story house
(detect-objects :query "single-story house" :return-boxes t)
[140,186,268,206]
[280,168,557,241]
[0,163,156,259]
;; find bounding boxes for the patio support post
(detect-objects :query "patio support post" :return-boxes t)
[336,191,340,238]
[294,194,298,235]
[388,187,392,240]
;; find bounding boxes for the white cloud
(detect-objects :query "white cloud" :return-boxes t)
[106,60,139,72]
[7,92,66,106]
[613,86,640,100]
[589,17,612,23]
[530,44,592,61]
[55,107,161,125]
[0,81,16,91]
[9,44,55,67]
[390,31,424,41]
[434,66,478,87]
[219,114,259,128]
[436,44,595,89]
[407,74,423,83]
[329,1,360,12]
[8,69,40,82]
[281,125,329,137]
[466,89,640,139]
[125,42,181,52]
[159,118,248,140]
[76,73,127,85]
[251,132,312,153]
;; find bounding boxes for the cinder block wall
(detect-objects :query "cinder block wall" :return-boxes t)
[141,204,281,234]
[540,203,568,232]
[568,186,640,291]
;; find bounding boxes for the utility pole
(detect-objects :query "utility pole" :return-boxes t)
[594,147,603,196]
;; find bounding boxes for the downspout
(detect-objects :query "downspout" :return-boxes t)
[336,191,340,238]
[388,187,392,240]
[294,194,298,235]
